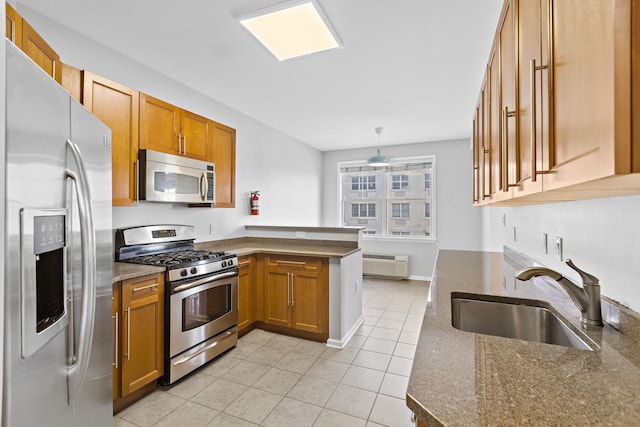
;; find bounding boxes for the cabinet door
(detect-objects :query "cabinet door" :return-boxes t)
[238,255,255,331]
[112,283,121,400]
[264,267,291,328]
[180,110,211,161]
[121,274,164,396]
[290,269,324,334]
[211,122,236,208]
[83,72,140,206]
[498,0,518,193]
[6,3,22,47]
[545,0,621,190]
[61,63,82,103]
[487,45,507,201]
[514,0,547,197]
[21,20,62,84]
[139,93,181,155]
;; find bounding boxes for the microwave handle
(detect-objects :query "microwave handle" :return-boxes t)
[200,171,208,202]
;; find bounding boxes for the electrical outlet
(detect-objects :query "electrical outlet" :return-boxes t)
[296,231,306,239]
[209,224,215,235]
[512,227,517,242]
[555,236,563,261]
[354,279,359,293]
[501,214,506,226]
[542,233,548,254]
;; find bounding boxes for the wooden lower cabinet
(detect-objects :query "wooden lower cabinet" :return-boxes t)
[263,255,328,336]
[113,273,165,400]
[237,255,255,332]
[112,282,121,401]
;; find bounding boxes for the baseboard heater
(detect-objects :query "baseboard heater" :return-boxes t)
[363,254,409,279]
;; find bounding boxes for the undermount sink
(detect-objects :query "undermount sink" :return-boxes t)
[451,292,595,351]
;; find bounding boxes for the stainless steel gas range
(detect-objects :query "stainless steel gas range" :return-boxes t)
[115,225,238,385]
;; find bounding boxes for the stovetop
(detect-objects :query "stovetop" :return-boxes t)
[127,250,229,267]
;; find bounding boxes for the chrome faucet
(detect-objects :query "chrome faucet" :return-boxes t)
[515,259,603,327]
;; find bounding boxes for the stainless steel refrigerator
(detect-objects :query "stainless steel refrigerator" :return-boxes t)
[3,41,113,426]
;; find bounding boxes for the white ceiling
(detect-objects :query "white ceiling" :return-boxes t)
[18,0,503,152]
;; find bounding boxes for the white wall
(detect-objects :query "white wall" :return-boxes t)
[482,195,640,313]
[18,6,323,242]
[322,139,483,279]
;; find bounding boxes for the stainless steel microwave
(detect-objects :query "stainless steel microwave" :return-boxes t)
[139,150,215,204]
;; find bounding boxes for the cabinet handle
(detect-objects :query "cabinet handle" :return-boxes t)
[177,134,182,154]
[287,272,291,307]
[529,59,552,182]
[125,307,131,361]
[134,158,140,203]
[291,273,295,307]
[501,106,518,192]
[277,260,306,266]
[482,149,489,199]
[112,312,119,368]
[182,134,187,154]
[238,261,251,266]
[131,283,159,293]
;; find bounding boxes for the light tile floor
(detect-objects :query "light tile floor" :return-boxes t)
[115,278,429,427]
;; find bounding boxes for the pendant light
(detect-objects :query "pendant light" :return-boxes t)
[367,127,390,167]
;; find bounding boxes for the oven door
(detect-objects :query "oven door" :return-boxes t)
[169,270,238,357]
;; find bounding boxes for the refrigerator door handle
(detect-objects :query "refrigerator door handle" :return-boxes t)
[65,139,97,404]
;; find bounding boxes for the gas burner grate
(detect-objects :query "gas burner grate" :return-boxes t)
[132,250,227,266]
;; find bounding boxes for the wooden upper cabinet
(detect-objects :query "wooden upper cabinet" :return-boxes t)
[139,93,217,162]
[61,62,82,103]
[474,0,640,205]
[139,93,181,155]
[21,20,62,84]
[499,0,518,192]
[6,3,22,47]
[545,0,637,191]
[514,0,547,197]
[83,72,140,206]
[487,45,506,202]
[212,122,236,208]
[180,110,211,162]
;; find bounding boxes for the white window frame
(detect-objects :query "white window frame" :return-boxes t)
[391,174,409,190]
[391,202,410,218]
[337,155,436,241]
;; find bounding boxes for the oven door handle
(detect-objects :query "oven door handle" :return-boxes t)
[173,329,236,365]
[173,270,238,292]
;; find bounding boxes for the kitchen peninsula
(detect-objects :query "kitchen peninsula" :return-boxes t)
[196,225,364,349]
[407,249,640,426]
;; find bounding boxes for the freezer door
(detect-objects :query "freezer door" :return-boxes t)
[4,41,74,427]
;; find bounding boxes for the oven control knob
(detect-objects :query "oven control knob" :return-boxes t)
[228,259,234,266]
[222,261,227,268]
[180,269,188,277]
[190,267,197,274]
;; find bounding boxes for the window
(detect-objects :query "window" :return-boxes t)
[392,202,410,218]
[351,202,376,218]
[391,174,409,190]
[425,172,432,190]
[339,155,435,238]
[351,175,376,191]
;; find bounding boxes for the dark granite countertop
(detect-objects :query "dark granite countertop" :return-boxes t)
[195,237,360,258]
[407,249,640,426]
[112,262,165,283]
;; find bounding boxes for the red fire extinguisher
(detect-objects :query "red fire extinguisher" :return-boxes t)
[250,191,260,215]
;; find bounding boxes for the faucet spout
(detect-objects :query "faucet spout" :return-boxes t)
[515,260,603,327]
